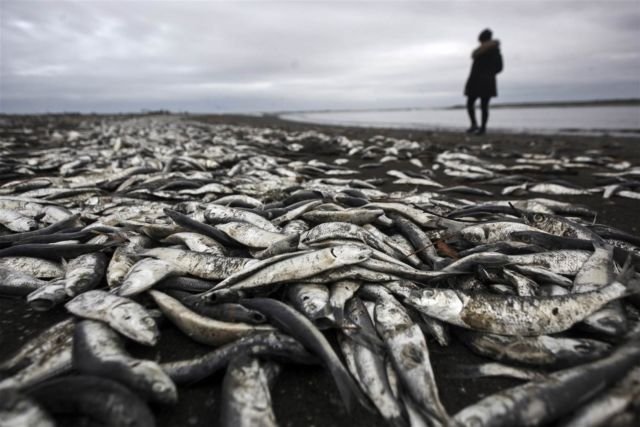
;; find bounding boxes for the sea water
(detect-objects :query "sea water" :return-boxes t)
[282,105,640,137]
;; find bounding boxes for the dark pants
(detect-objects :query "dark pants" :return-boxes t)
[466,96,490,130]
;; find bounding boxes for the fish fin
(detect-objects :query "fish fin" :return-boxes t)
[617,255,635,282]
[508,202,528,223]
[617,256,640,295]
[624,277,640,296]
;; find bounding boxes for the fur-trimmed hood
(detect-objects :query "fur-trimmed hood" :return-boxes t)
[472,40,500,59]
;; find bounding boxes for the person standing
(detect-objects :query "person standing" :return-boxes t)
[464,28,503,135]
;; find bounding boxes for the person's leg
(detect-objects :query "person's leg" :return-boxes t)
[466,96,478,132]
[478,96,490,134]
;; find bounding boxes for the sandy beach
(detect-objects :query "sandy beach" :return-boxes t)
[1,113,639,426]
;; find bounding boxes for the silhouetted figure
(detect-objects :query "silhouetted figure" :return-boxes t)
[464,29,503,135]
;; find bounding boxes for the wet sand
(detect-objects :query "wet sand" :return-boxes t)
[1,113,639,426]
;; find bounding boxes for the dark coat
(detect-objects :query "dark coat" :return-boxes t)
[464,41,503,98]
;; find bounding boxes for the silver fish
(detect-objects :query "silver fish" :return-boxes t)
[65,290,159,345]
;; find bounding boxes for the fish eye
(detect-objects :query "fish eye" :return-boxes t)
[465,416,484,427]
[533,214,544,222]
[574,343,591,354]
[153,382,168,393]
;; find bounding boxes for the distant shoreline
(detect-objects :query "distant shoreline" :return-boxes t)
[1,98,638,117]
[446,98,640,110]
[272,98,640,116]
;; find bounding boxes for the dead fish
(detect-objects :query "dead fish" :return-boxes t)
[0,320,73,390]
[363,285,450,425]
[73,320,177,403]
[341,297,408,427]
[287,283,332,323]
[448,362,545,381]
[220,355,280,427]
[205,204,282,233]
[106,234,152,288]
[143,247,254,280]
[118,257,183,297]
[506,250,593,275]
[216,221,287,248]
[301,222,408,262]
[390,275,639,336]
[528,182,593,195]
[65,290,159,346]
[0,257,63,279]
[0,213,80,245]
[573,244,628,336]
[240,297,372,413]
[215,245,372,293]
[329,280,361,324]
[26,281,67,311]
[26,375,155,427]
[0,208,38,232]
[453,336,640,427]
[161,331,315,384]
[0,242,113,260]
[0,319,74,375]
[162,231,227,255]
[301,208,385,225]
[458,222,544,244]
[64,252,107,297]
[0,388,56,427]
[0,267,49,296]
[561,365,640,427]
[149,290,273,346]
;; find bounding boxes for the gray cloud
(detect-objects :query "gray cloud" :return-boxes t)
[1,0,639,113]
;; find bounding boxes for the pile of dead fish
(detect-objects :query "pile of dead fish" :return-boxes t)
[1,116,640,427]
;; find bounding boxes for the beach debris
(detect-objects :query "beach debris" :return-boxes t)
[0,115,639,426]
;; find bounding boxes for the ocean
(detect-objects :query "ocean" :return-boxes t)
[282,105,640,137]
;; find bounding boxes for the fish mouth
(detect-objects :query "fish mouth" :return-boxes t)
[30,299,55,311]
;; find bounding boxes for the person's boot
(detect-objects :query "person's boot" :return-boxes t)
[474,127,486,135]
[466,126,478,134]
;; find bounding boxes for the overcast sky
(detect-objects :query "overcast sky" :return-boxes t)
[1,0,639,113]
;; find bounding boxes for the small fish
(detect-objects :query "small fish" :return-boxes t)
[220,355,280,427]
[64,252,107,297]
[453,337,640,427]
[65,290,159,346]
[73,320,177,403]
[449,362,545,381]
[390,275,639,336]
[240,297,372,414]
[364,285,450,425]
[0,267,49,296]
[27,375,155,427]
[0,388,56,427]
[143,247,254,280]
[162,331,315,384]
[118,257,182,297]
[149,290,273,346]
[215,245,372,293]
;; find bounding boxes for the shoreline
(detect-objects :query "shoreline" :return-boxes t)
[192,112,640,146]
[275,105,640,139]
[277,113,640,139]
